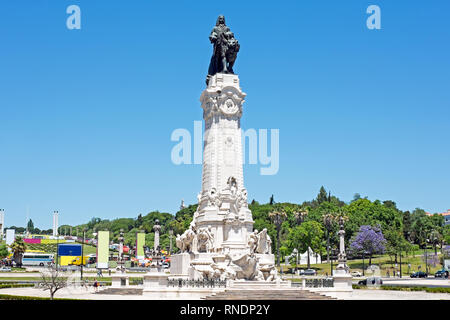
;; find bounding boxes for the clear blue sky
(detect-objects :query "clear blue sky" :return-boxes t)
[1,1,449,229]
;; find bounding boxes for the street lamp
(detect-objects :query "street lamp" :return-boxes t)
[425,238,430,275]
[323,212,334,274]
[81,228,86,280]
[118,229,125,273]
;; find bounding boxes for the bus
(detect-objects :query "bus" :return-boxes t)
[22,253,54,266]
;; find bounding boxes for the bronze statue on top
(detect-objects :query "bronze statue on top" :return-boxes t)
[206,15,240,85]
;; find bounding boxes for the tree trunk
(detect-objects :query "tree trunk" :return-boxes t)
[276,228,280,268]
[326,232,330,264]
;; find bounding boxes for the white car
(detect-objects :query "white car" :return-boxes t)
[0,267,12,272]
[351,271,362,277]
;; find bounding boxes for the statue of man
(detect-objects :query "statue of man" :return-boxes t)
[206,15,239,85]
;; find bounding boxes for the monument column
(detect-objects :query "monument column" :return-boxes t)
[170,15,275,281]
[333,216,353,291]
[153,219,161,251]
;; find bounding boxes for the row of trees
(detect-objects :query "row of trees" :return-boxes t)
[4,187,449,268]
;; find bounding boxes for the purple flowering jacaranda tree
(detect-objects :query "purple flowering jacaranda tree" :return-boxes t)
[350,225,386,265]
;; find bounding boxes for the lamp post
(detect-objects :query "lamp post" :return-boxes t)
[118,229,124,273]
[269,209,287,275]
[425,238,429,275]
[335,214,349,275]
[323,212,334,274]
[81,228,86,280]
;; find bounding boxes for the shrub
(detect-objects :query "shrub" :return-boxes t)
[0,283,35,289]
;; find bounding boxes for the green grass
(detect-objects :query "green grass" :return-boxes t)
[0,283,35,289]
[353,284,450,294]
[0,294,81,300]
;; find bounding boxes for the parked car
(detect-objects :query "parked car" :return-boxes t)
[162,262,170,269]
[410,271,427,278]
[0,267,11,272]
[67,265,80,271]
[303,269,317,276]
[358,276,383,286]
[434,269,449,278]
[351,271,362,277]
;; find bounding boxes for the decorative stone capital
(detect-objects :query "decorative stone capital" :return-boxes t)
[200,74,246,121]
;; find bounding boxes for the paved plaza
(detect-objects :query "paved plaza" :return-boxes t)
[0,286,449,300]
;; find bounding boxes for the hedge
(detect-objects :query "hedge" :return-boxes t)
[353,284,450,293]
[0,294,76,300]
[0,284,35,289]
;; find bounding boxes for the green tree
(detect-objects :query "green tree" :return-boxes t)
[444,225,450,244]
[0,244,9,259]
[289,220,324,269]
[385,228,405,265]
[27,219,34,233]
[410,209,434,247]
[269,209,287,269]
[317,186,328,205]
[9,237,27,267]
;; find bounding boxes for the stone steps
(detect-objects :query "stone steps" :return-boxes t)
[95,287,143,295]
[202,289,337,300]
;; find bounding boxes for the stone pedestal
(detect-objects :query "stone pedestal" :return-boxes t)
[170,252,193,275]
[111,273,130,288]
[143,271,169,289]
[333,269,353,291]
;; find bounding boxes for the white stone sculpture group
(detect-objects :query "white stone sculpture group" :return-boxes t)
[176,223,276,281]
[248,228,272,255]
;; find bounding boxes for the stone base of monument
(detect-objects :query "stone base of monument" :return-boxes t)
[228,279,291,289]
[143,271,169,289]
[170,252,277,281]
[332,269,353,292]
[111,273,130,288]
[170,252,194,275]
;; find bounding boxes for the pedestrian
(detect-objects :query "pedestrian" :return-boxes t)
[387,270,390,278]
[93,278,98,292]
[108,269,111,276]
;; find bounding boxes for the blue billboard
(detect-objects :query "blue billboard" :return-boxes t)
[57,244,82,256]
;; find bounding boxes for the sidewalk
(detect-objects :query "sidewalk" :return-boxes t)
[0,286,449,300]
